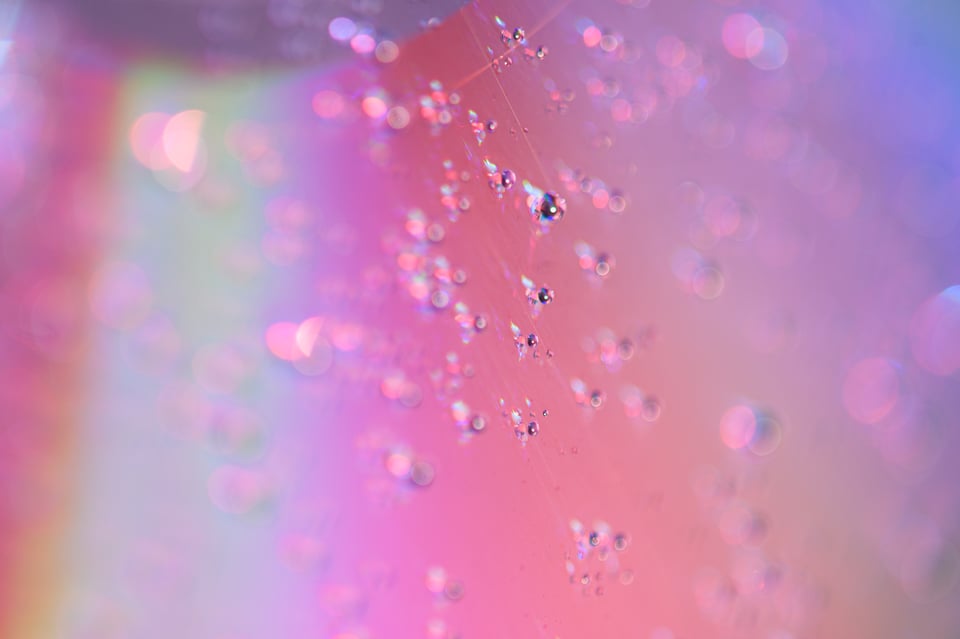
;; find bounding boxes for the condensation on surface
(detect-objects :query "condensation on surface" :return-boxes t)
[4,0,960,638]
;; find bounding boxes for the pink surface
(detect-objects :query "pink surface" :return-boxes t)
[2,0,960,637]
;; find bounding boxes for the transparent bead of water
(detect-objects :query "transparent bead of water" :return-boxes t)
[589,390,605,408]
[595,253,612,277]
[614,533,628,551]
[536,192,566,222]
[470,415,486,432]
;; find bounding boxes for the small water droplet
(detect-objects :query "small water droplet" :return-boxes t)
[641,397,662,422]
[444,580,464,601]
[527,420,540,436]
[410,460,435,487]
[595,253,613,277]
[470,415,486,432]
[486,119,498,132]
[536,45,548,60]
[614,533,628,551]
[427,223,445,242]
[474,315,488,331]
[527,333,539,347]
[542,409,549,417]
[535,191,566,222]
[590,390,605,409]
[431,290,450,309]
[589,531,601,546]
[512,27,526,41]
[501,169,516,190]
[537,286,555,304]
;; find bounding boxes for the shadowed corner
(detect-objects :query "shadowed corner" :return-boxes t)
[38,0,468,68]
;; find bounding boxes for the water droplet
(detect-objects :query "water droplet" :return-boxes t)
[527,420,540,436]
[486,119,498,132]
[595,253,613,277]
[536,46,548,60]
[500,169,516,189]
[542,409,549,417]
[618,338,635,360]
[588,531,601,546]
[426,223,445,242]
[512,27,526,41]
[537,286,555,304]
[527,333,539,347]
[443,580,464,601]
[410,460,435,487]
[536,191,566,222]
[470,415,487,432]
[474,315,488,331]
[614,533,628,551]
[590,390,606,409]
[641,397,661,422]
[431,290,450,309]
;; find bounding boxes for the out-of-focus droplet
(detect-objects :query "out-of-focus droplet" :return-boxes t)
[614,533,628,551]
[693,264,725,300]
[443,579,464,601]
[410,460,435,487]
[720,404,757,450]
[910,286,960,375]
[375,40,399,63]
[641,397,661,422]
[722,13,762,60]
[328,16,357,42]
[748,411,783,456]
[747,27,789,71]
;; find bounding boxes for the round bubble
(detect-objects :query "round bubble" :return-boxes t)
[910,286,960,375]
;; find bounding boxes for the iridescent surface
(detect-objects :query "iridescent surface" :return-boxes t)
[3,0,960,638]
